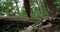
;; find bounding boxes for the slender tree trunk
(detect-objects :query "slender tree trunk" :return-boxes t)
[46,0,57,17]
[24,0,31,18]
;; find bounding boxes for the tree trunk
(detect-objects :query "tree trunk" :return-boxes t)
[24,0,31,18]
[46,0,57,17]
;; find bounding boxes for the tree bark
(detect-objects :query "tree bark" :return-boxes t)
[46,0,57,17]
[24,0,31,18]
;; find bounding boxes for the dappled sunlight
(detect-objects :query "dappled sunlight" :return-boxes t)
[0,0,27,17]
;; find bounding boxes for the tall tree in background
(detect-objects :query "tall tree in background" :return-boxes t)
[46,0,57,17]
[24,0,31,18]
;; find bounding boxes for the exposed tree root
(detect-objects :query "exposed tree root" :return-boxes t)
[25,16,60,32]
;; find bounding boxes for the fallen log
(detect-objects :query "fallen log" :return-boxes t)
[0,16,36,22]
[0,16,36,32]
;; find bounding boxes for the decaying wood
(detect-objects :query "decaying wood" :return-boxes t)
[25,16,60,32]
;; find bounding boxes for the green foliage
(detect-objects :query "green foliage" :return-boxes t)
[0,0,60,20]
[30,0,49,20]
[54,0,60,13]
[0,0,27,18]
